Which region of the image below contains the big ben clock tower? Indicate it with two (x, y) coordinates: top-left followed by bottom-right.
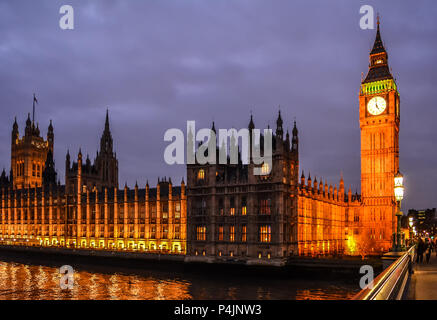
(359, 18), (400, 251)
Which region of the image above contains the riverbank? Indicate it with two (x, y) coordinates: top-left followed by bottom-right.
(0, 244), (381, 282)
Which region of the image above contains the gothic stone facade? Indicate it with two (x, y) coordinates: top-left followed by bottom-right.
(0, 22), (399, 261)
(186, 115), (299, 264)
(0, 113), (186, 253)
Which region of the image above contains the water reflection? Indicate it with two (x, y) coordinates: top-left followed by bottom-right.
(0, 260), (357, 300)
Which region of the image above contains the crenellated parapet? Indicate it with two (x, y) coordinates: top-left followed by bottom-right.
(298, 171), (348, 204)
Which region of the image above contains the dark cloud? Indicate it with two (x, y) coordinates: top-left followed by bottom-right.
(0, 0), (436, 210)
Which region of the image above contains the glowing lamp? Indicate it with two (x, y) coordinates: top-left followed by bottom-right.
(394, 171), (404, 201)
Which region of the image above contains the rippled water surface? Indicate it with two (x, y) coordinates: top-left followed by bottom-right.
(0, 258), (358, 300)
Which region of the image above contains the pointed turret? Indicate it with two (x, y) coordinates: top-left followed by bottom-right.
(100, 109), (113, 154)
(292, 121), (298, 152)
(276, 109), (283, 139)
(363, 16), (393, 83)
(42, 149), (57, 187)
(181, 177), (186, 197)
(370, 15), (385, 55)
(47, 120), (54, 152)
(105, 108), (110, 131)
(12, 117), (19, 146)
(25, 113), (32, 136)
(339, 172), (345, 201)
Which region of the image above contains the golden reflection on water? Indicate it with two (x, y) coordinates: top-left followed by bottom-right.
(0, 261), (191, 300)
(0, 260), (357, 300)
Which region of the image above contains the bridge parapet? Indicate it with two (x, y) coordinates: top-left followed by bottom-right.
(352, 246), (415, 300)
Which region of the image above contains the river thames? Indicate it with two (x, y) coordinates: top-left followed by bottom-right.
(0, 255), (360, 300)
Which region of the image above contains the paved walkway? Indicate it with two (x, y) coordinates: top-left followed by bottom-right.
(406, 253), (437, 300)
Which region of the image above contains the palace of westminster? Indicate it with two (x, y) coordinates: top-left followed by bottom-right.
(0, 22), (401, 264)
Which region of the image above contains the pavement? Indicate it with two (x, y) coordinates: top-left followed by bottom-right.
(406, 252), (437, 300)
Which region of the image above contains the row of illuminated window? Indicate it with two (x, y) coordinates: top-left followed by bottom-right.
(196, 224), (271, 243)
(197, 164), (271, 182)
(32, 162), (42, 178)
(31, 225), (182, 240)
(196, 197), (271, 216)
(14, 162), (43, 178)
(3, 202), (183, 219)
(195, 250), (272, 259)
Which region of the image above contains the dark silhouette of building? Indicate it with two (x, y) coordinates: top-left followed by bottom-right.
(65, 110), (119, 193)
(186, 112), (300, 264)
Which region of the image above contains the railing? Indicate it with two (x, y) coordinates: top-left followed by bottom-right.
(352, 245), (415, 300)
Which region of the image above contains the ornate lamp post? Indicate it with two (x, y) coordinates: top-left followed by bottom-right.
(394, 171), (405, 252)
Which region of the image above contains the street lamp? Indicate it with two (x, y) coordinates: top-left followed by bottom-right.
(409, 217), (414, 243)
(393, 171), (405, 252)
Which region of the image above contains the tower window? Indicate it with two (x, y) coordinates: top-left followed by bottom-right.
(197, 169), (205, 180)
(218, 225), (224, 241)
(261, 163), (270, 175)
(230, 225), (235, 242)
(242, 225), (247, 242)
(196, 225), (206, 241)
(218, 198), (224, 215)
(259, 225), (271, 243)
(230, 197), (235, 215)
(241, 197), (247, 215)
(260, 198), (271, 215)
(175, 202), (181, 219)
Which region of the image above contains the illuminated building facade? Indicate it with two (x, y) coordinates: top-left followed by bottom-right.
(0, 113), (186, 253)
(358, 19), (399, 252)
(0, 22), (400, 260)
(10, 113), (53, 189)
(186, 21), (400, 261)
(0, 179), (186, 252)
(297, 173), (361, 256)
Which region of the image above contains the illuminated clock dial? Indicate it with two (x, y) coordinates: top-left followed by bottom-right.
(367, 96), (387, 116)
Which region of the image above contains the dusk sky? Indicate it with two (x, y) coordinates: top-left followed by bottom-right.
(0, 0), (436, 210)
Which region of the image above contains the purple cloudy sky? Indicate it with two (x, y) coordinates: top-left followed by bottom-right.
(0, 0), (436, 210)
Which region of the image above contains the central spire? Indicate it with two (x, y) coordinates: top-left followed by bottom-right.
(100, 109), (113, 154)
(362, 17), (394, 84)
(370, 15), (386, 55)
(105, 108), (110, 132)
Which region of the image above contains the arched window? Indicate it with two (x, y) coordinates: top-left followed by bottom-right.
(197, 169), (205, 180)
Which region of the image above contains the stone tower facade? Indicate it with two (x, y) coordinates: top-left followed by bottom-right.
(359, 19), (400, 251)
(10, 113), (53, 189)
(186, 112), (300, 265)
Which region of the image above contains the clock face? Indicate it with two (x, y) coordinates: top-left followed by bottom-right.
(367, 96), (387, 116)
